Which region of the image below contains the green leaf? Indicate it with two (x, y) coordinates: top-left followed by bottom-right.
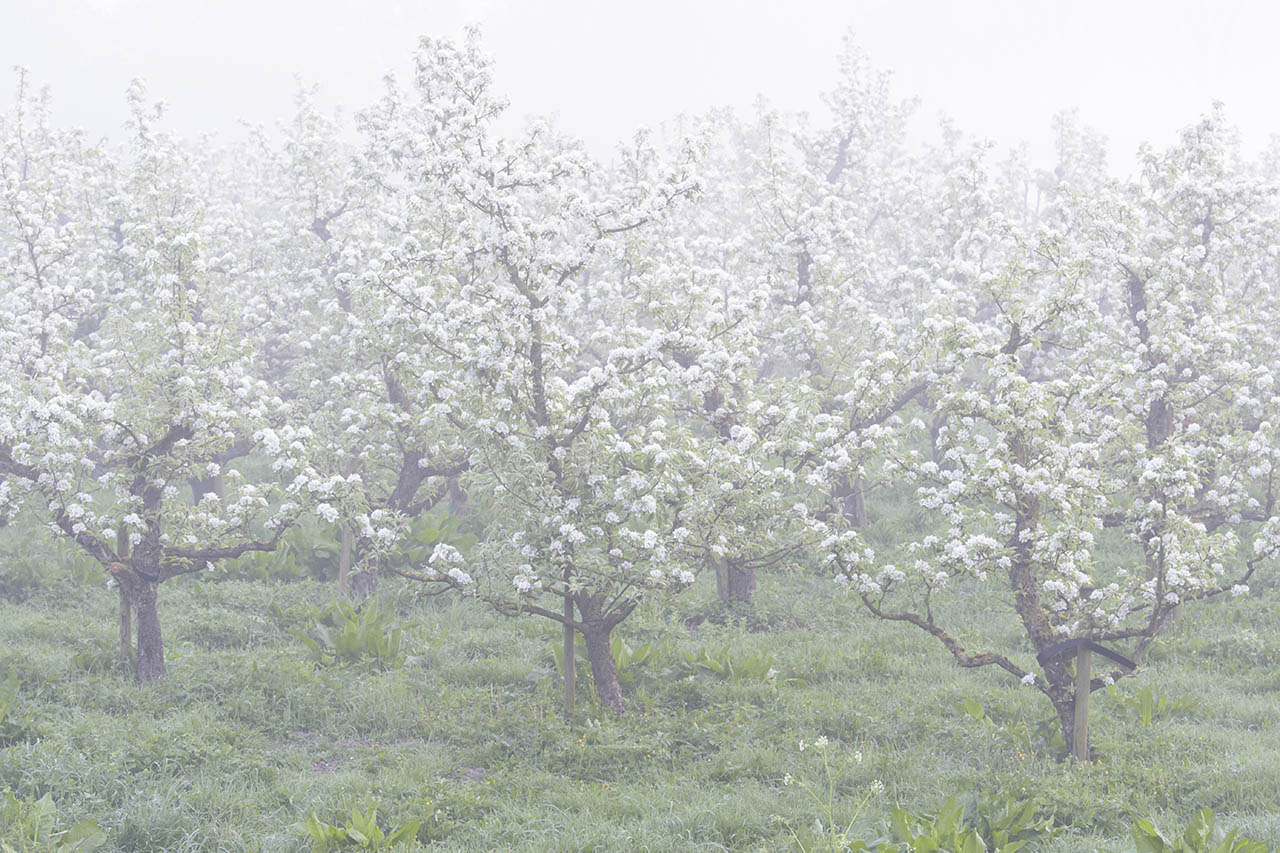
(386, 819), (421, 845)
(1133, 818), (1169, 853)
(58, 820), (107, 852)
(1182, 808), (1214, 849)
(961, 828), (986, 853)
(890, 807), (913, 842)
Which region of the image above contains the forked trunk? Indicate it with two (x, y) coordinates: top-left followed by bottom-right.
(129, 580), (166, 683)
(581, 623), (624, 715)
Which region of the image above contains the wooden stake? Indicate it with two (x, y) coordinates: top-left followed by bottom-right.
(338, 526), (353, 593)
(116, 526), (131, 661)
(1073, 645), (1092, 762)
(562, 587), (575, 715)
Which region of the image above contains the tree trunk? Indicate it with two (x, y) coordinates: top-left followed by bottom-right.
(724, 561), (756, 603)
(714, 558), (756, 604)
(834, 474), (867, 528)
(1054, 696), (1078, 761)
(581, 623), (624, 715)
(129, 580), (166, 683)
(447, 476), (468, 516)
(189, 473), (224, 505)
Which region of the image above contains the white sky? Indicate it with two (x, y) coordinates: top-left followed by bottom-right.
(6, 0), (1279, 173)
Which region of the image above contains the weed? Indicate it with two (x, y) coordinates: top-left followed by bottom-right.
(292, 803), (421, 851)
(0, 789), (105, 852)
(1132, 808), (1268, 853)
(293, 596), (409, 669)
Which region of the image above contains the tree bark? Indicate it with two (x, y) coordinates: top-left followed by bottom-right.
(1054, 696), (1077, 761)
(714, 557), (757, 604)
(129, 580), (166, 683)
(834, 474), (867, 528)
(724, 561), (756, 603)
(189, 473), (224, 505)
(581, 622), (624, 715)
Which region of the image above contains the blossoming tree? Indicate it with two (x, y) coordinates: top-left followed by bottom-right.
(826, 112), (1280, 756)
(347, 33), (702, 714)
(0, 77), (319, 682)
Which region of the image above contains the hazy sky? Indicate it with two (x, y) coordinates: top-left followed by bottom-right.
(6, 0), (1279, 172)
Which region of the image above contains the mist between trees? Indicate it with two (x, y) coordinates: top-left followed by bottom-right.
(2, 29), (1279, 756)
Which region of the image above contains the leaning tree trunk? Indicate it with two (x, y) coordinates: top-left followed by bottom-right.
(580, 622), (624, 715)
(128, 579), (166, 683)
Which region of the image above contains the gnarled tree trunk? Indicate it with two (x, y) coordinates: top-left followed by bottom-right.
(580, 621), (624, 715)
(128, 579), (166, 683)
(1053, 696), (1078, 760)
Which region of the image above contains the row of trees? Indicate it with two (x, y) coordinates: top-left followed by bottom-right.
(2, 32), (1278, 753)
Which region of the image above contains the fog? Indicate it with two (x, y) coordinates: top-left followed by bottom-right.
(7, 0), (1279, 170)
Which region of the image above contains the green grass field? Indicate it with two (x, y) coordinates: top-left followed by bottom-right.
(1, 543), (1278, 852)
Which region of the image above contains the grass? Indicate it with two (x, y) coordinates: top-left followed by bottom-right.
(1, 541), (1278, 850)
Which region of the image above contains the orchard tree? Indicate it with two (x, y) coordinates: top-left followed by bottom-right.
(1079, 107), (1280, 627)
(351, 33), (700, 714)
(260, 90), (468, 593)
(827, 114), (1280, 756)
(0, 77), (320, 682)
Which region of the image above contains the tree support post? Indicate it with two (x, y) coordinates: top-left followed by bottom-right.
(116, 526), (131, 662)
(1036, 637), (1137, 764)
(338, 526), (353, 593)
(1072, 645), (1091, 762)
(562, 575), (575, 715)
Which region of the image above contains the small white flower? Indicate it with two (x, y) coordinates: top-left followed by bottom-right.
(1021, 672), (1037, 686)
